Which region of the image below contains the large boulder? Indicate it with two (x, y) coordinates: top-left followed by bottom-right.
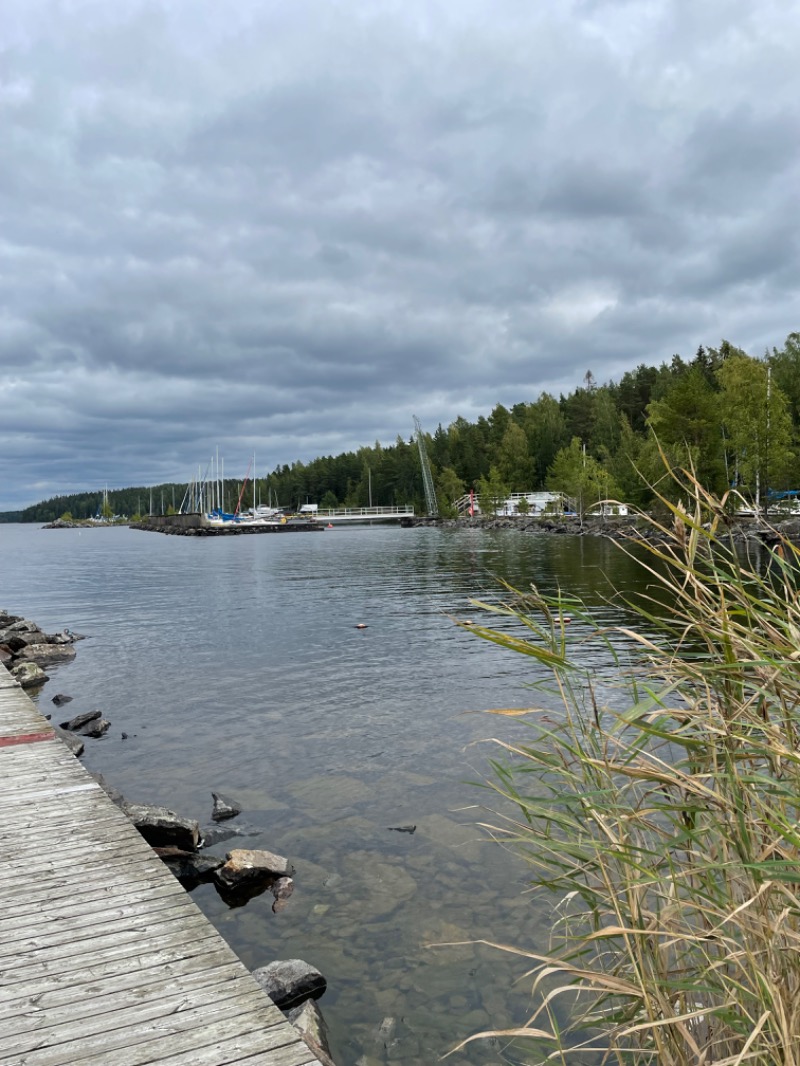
(5, 619), (41, 634)
(122, 803), (201, 851)
(214, 848), (290, 891)
(214, 848), (291, 891)
(17, 643), (77, 665)
(10, 662), (49, 688)
(0, 630), (38, 652)
(60, 709), (101, 731)
(252, 959), (327, 1010)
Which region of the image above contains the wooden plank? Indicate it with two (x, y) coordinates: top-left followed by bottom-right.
(12, 1011), (312, 1066)
(2, 963), (258, 1039)
(4, 985), (276, 1060)
(0, 929), (224, 998)
(2, 814), (148, 852)
(0, 904), (216, 973)
(129, 1036), (318, 1066)
(0, 864), (185, 916)
(0, 937), (233, 1013)
(0, 852), (166, 902)
(0, 884), (189, 940)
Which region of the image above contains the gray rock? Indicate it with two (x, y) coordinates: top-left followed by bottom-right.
(0, 630), (38, 651)
(18, 643), (77, 665)
(60, 709), (101, 731)
(6, 619), (41, 634)
(10, 662), (49, 688)
(88, 771), (126, 806)
(45, 631), (74, 645)
(287, 999), (337, 1066)
(252, 959), (327, 1010)
(75, 717), (110, 739)
(211, 791), (243, 821)
(52, 724), (84, 757)
(155, 847), (224, 884)
(0, 645), (12, 665)
(51, 693), (73, 707)
(214, 848), (291, 890)
(122, 802), (201, 851)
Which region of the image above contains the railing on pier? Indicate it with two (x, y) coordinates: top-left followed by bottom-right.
(312, 506), (415, 524)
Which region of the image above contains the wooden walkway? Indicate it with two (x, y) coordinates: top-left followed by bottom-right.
(0, 665), (323, 1066)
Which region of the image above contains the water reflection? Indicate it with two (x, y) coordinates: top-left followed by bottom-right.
(1, 522), (655, 1064)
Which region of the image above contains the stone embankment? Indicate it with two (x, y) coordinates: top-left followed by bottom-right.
(414, 513), (800, 545)
(131, 514), (323, 536)
(0, 610), (81, 689)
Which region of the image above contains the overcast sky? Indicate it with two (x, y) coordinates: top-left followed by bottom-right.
(2, 0), (799, 510)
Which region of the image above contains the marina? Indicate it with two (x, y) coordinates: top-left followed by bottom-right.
(133, 506), (415, 535)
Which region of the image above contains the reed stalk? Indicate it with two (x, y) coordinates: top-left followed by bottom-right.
(456, 472), (800, 1065)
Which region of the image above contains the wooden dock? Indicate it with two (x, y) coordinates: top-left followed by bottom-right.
(0, 665), (323, 1066)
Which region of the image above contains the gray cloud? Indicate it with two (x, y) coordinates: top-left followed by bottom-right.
(2, 0), (800, 509)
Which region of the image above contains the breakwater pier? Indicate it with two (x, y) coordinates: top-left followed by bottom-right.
(132, 514), (324, 536)
(0, 663), (323, 1065)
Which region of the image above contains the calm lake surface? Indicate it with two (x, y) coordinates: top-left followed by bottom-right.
(1, 522), (651, 1065)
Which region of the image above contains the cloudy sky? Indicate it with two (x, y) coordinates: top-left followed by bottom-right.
(2, 0), (799, 510)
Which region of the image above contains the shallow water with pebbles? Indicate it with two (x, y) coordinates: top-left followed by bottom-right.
(1, 521), (643, 1064)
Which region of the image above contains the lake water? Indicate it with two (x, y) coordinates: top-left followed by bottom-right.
(1, 522), (648, 1065)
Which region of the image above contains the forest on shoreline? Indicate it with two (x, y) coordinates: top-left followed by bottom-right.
(5, 332), (800, 524)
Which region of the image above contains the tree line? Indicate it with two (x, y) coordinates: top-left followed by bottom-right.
(5, 331), (799, 523)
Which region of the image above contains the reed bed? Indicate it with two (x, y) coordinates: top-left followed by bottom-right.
(456, 475), (800, 1065)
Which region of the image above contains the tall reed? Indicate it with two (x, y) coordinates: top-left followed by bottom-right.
(457, 474), (800, 1065)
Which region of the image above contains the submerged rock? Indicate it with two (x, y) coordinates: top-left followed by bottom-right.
(51, 693), (73, 707)
(200, 822), (262, 847)
(252, 959), (327, 1010)
(211, 791), (243, 821)
(287, 999), (337, 1066)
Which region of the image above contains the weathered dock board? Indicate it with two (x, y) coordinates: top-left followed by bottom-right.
(0, 667), (323, 1066)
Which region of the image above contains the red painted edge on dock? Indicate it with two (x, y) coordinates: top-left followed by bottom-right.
(0, 730), (55, 748)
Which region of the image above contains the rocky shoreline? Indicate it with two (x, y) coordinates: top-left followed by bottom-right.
(412, 513), (800, 545)
(3, 608), (337, 1066)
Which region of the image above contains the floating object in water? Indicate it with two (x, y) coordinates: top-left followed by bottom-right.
(326, 523), (334, 529)
(388, 825), (416, 834)
(462, 620), (474, 626)
(561, 616), (572, 624)
(354, 623), (368, 629)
